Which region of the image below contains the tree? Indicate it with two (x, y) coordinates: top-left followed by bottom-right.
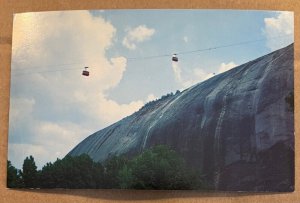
(39, 154), (105, 189)
(117, 165), (135, 189)
(103, 155), (128, 188)
(15, 147), (203, 189)
(7, 160), (23, 188)
(118, 145), (202, 189)
(93, 162), (106, 188)
(22, 155), (38, 188)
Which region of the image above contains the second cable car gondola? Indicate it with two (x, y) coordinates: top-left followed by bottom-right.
(82, 67), (89, 76)
(172, 54), (178, 62)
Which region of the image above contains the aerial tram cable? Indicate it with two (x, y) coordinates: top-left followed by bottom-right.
(11, 67), (84, 77)
(127, 33), (293, 62)
(11, 33), (293, 77)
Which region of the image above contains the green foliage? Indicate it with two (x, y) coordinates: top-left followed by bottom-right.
(118, 145), (202, 189)
(8, 145), (204, 190)
(103, 155), (128, 188)
(7, 161), (23, 188)
(22, 155), (38, 188)
(117, 165), (135, 189)
(40, 154), (104, 188)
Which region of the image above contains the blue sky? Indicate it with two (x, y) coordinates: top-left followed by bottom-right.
(95, 10), (292, 103)
(9, 10), (294, 169)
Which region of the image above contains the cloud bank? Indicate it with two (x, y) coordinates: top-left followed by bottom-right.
(172, 61), (237, 89)
(122, 25), (155, 50)
(9, 11), (146, 168)
(263, 11), (294, 51)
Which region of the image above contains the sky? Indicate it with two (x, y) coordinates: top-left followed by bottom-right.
(8, 10), (294, 169)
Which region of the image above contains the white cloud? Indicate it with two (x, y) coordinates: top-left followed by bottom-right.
(218, 62), (237, 74)
(96, 95), (144, 124)
(263, 11), (294, 51)
(9, 121), (91, 169)
(9, 11), (146, 169)
(146, 94), (157, 102)
(172, 62), (183, 83)
(172, 61), (237, 89)
(8, 143), (49, 169)
(193, 68), (211, 81)
(9, 97), (35, 124)
(122, 25), (155, 50)
(122, 37), (136, 50)
(183, 36), (188, 43)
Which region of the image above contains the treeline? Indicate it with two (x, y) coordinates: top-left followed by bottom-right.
(7, 145), (203, 189)
(140, 90), (181, 111)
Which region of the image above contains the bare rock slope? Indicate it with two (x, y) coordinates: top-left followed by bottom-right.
(68, 44), (294, 191)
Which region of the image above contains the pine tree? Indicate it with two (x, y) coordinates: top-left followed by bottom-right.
(7, 160), (23, 188)
(22, 155), (38, 188)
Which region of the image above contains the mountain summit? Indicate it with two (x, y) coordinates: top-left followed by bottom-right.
(68, 44), (294, 191)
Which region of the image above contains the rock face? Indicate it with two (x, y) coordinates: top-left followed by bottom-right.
(68, 44), (294, 191)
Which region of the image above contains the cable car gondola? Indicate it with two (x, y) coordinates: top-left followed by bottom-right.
(172, 54), (178, 62)
(82, 67), (89, 76)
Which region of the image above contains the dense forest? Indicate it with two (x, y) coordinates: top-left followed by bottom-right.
(7, 145), (204, 189)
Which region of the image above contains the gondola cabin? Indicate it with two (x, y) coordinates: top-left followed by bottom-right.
(82, 67), (89, 76)
(172, 54), (178, 62)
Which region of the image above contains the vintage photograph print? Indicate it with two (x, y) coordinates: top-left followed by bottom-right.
(7, 10), (294, 191)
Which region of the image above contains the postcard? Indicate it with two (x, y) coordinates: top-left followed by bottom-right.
(7, 10), (294, 191)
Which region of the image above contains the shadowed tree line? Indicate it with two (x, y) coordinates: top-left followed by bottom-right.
(7, 145), (204, 189)
(140, 90), (181, 111)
